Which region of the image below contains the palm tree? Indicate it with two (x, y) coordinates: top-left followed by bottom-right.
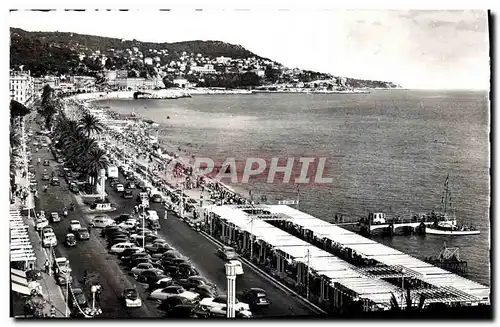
(10, 100), (31, 126)
(83, 147), (109, 193)
(10, 129), (21, 157)
(79, 112), (104, 138)
(38, 97), (61, 130)
(41, 84), (53, 106)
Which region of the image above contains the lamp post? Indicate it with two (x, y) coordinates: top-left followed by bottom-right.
(225, 262), (238, 318)
(99, 169), (106, 202)
(306, 247), (311, 299)
(90, 285), (97, 316)
(142, 212), (145, 249)
(401, 268), (406, 308)
(65, 271), (70, 317)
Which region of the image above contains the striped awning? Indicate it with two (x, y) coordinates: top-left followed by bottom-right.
(11, 269), (30, 296)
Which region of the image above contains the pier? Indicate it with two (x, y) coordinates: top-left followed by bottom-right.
(200, 204), (489, 312)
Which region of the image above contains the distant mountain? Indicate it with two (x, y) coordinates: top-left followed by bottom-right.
(9, 27), (401, 89)
(10, 28), (267, 75)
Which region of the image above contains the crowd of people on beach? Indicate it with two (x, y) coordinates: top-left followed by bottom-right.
(100, 108), (252, 210)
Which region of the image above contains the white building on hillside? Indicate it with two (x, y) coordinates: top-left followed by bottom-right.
(190, 64), (216, 74)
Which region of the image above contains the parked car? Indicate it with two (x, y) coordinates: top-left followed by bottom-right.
(118, 248), (144, 260)
(158, 296), (192, 312)
(240, 288), (270, 310)
(131, 263), (156, 277)
(114, 214), (132, 224)
(146, 210), (159, 221)
(137, 270), (169, 285)
(193, 284), (218, 299)
(146, 277), (175, 292)
(199, 295), (250, 312)
(69, 220), (82, 232)
(89, 216), (115, 228)
(118, 220), (137, 230)
(177, 276), (217, 293)
(150, 216), (161, 226)
(41, 226), (54, 237)
(36, 217), (49, 231)
(42, 232), (58, 248)
(108, 237), (131, 247)
(69, 182), (79, 193)
(65, 233), (77, 247)
(161, 257), (190, 267)
(122, 189), (134, 199)
(76, 228), (90, 240)
(176, 263), (199, 279)
(149, 285), (200, 301)
(206, 306), (252, 318)
(145, 242), (171, 253)
(110, 242), (142, 254)
(116, 184), (125, 192)
(217, 246), (238, 260)
(50, 212), (61, 223)
(151, 194), (163, 203)
(122, 288), (142, 308)
(165, 304), (197, 318)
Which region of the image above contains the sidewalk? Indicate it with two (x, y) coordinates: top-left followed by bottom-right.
(25, 216), (68, 317)
(13, 119), (68, 318)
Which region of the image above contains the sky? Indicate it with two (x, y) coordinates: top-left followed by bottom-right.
(8, 9), (490, 89)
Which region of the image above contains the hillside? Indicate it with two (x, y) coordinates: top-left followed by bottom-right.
(9, 27), (401, 89)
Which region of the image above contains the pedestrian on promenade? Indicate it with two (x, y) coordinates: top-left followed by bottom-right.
(50, 306), (56, 317)
(44, 260), (50, 274)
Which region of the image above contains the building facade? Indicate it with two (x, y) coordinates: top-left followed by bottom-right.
(9, 71), (34, 106)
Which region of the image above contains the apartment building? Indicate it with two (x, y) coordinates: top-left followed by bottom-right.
(9, 70), (34, 106)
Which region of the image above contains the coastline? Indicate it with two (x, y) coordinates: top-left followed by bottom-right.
(68, 87), (406, 101)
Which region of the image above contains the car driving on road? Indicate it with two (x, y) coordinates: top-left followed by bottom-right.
(69, 220), (82, 232)
(217, 246), (238, 260)
(76, 228), (90, 240)
(122, 288), (142, 308)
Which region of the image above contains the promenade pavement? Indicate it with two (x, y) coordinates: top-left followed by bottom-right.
(30, 122), (159, 318)
(24, 216), (68, 317)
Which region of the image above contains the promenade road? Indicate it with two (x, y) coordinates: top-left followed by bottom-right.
(31, 124), (159, 318)
(107, 170), (318, 317)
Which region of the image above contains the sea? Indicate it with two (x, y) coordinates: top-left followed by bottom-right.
(98, 90), (490, 286)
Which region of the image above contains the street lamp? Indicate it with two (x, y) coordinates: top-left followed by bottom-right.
(142, 212), (145, 249)
(401, 268), (406, 308)
(90, 285), (97, 316)
(65, 271), (70, 317)
(225, 262), (238, 318)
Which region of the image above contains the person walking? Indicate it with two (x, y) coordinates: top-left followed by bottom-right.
(44, 260), (50, 274)
(50, 306), (56, 317)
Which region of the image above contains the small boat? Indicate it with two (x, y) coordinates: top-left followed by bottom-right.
(425, 226), (480, 236)
(425, 174), (480, 236)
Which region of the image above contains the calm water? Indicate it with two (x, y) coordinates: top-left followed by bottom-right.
(100, 90), (490, 286)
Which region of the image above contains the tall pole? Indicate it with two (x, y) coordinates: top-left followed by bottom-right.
(142, 213), (145, 249)
(225, 263), (237, 318)
(180, 183), (184, 218)
(65, 272), (69, 317)
(306, 248), (310, 300)
(296, 186), (300, 211)
(250, 218), (254, 260)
